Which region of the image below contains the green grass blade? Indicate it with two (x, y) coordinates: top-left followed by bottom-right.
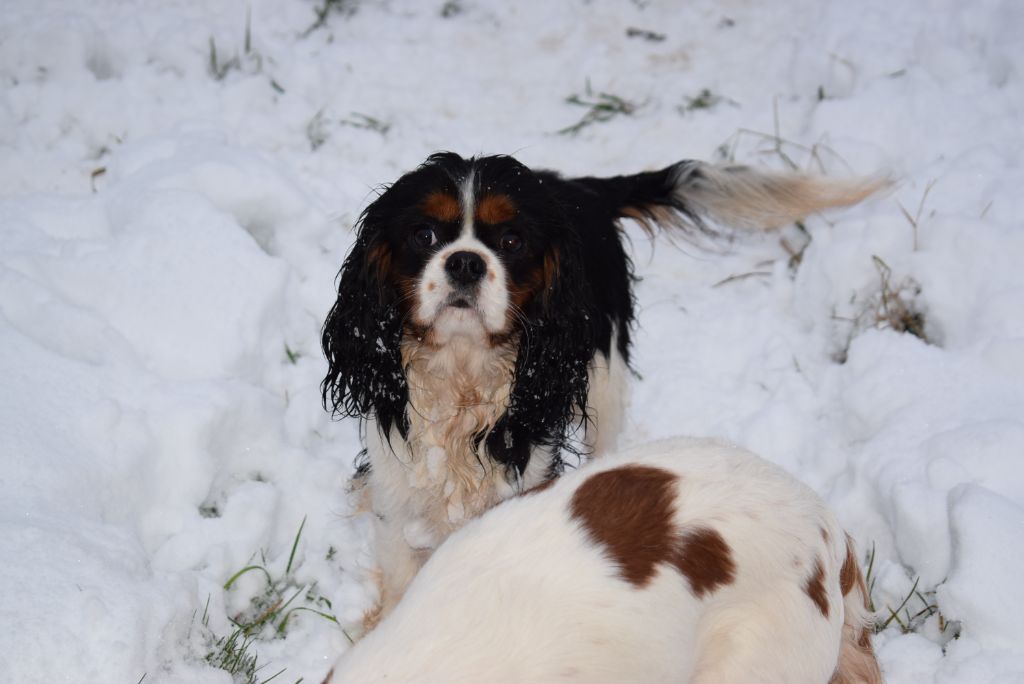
(224, 564), (273, 590)
(286, 516), (307, 576)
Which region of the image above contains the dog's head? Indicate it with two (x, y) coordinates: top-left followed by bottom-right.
(357, 152), (567, 344)
(322, 153), (599, 461)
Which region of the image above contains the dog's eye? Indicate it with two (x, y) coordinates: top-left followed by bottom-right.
(412, 226), (438, 249)
(500, 232), (524, 254)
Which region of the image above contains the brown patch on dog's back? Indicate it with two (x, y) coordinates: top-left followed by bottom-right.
(422, 191), (460, 222)
(570, 465), (736, 596)
(571, 465), (679, 587)
(476, 193), (517, 224)
(805, 557), (830, 617)
(671, 528), (736, 598)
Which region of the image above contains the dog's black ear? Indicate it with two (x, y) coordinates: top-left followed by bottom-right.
(321, 223), (409, 440)
(487, 236), (600, 474)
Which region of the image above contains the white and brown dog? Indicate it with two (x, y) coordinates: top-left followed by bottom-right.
(321, 153), (883, 620)
(324, 437), (882, 683)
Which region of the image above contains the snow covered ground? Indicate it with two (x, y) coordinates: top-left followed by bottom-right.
(2, 0), (1022, 681)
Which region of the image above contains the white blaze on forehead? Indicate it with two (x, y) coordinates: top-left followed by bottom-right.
(459, 168), (476, 240)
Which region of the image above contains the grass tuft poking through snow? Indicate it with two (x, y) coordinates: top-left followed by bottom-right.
(867, 256), (928, 342)
(340, 112), (392, 136)
(202, 517), (350, 682)
(303, 0), (360, 37)
(863, 544), (961, 649)
(557, 80), (642, 136)
(678, 88), (736, 115)
(208, 9), (262, 81)
(898, 179), (937, 252)
(832, 256), (930, 363)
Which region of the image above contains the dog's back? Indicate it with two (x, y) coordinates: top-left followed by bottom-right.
(327, 437), (882, 684)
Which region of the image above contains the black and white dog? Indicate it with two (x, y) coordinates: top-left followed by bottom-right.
(321, 152), (880, 620)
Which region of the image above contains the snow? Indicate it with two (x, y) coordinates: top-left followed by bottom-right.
(1, 0), (1022, 682)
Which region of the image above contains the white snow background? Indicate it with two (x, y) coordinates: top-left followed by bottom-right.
(2, 0), (1023, 681)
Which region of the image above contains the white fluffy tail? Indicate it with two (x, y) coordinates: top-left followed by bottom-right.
(592, 159), (888, 237)
(673, 162), (889, 230)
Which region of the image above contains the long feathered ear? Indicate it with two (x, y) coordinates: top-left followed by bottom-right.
(321, 226), (409, 440)
(485, 238), (599, 475)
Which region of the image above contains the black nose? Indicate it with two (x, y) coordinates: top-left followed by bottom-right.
(445, 251), (487, 285)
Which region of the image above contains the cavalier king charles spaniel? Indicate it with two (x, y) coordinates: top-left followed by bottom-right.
(323, 438), (882, 683)
(321, 152), (881, 622)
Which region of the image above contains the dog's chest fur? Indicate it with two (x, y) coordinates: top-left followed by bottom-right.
(379, 335), (524, 544)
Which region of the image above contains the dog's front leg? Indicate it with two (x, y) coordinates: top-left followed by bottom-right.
(363, 510), (430, 631)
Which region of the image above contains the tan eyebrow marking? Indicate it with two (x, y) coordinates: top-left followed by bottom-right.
(422, 191), (461, 222)
(476, 193), (518, 225)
